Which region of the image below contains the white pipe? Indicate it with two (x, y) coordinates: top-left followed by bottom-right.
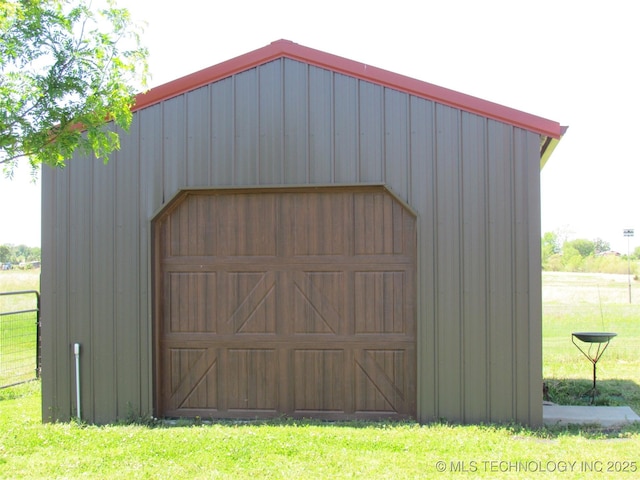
(74, 343), (81, 421)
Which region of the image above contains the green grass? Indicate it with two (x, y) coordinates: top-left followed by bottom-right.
(1, 383), (639, 479)
(0, 271), (638, 478)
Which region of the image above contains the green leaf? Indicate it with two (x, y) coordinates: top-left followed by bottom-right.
(0, 0), (149, 171)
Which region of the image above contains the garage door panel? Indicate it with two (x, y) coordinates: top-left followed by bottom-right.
(217, 194), (278, 256)
(354, 192), (415, 256)
(354, 271), (411, 334)
(167, 347), (218, 411)
(290, 192), (352, 256)
(226, 349), (278, 410)
(156, 187), (416, 420)
(227, 271), (277, 334)
(167, 272), (218, 333)
(355, 349), (410, 413)
(293, 271), (344, 334)
(294, 350), (345, 412)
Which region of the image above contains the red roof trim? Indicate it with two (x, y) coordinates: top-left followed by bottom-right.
(133, 39), (563, 139)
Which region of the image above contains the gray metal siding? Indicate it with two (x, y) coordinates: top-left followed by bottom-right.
(461, 112), (489, 422)
(384, 88), (410, 199)
(259, 60), (283, 184)
(487, 119), (515, 422)
(41, 57), (543, 425)
(359, 81), (383, 182)
(409, 96), (437, 421)
(308, 66), (333, 183)
(284, 61), (309, 184)
(91, 133), (116, 423)
(187, 86), (212, 186)
(434, 104), (463, 421)
(334, 73), (358, 183)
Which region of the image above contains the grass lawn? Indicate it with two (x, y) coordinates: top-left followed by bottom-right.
(0, 271), (638, 478)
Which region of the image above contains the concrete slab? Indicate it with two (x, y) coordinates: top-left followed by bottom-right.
(543, 405), (640, 427)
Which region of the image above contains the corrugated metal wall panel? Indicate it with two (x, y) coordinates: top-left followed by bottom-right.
(308, 66), (333, 183)
(91, 130), (117, 423)
(409, 96), (437, 422)
(258, 60), (283, 184)
(114, 117), (144, 418)
(526, 129), (543, 426)
(68, 155), (94, 419)
(513, 127), (532, 423)
(358, 81), (383, 182)
(284, 60), (309, 184)
(234, 69), (259, 184)
(333, 73), (358, 183)
(41, 164), (71, 420)
(163, 95), (187, 195)
(434, 103), (463, 421)
(187, 86), (212, 186)
(138, 103), (163, 417)
(521, 128), (543, 426)
(486, 119), (516, 423)
(211, 78), (234, 185)
(384, 88), (410, 201)
(42, 56), (543, 425)
(461, 112), (489, 423)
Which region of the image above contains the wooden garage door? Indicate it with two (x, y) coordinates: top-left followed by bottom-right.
(154, 186), (416, 420)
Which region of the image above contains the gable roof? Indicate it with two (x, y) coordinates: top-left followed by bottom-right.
(133, 39), (566, 165)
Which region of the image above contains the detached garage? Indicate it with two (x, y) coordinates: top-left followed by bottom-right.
(41, 40), (565, 425)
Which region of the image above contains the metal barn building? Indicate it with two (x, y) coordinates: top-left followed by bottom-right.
(41, 40), (565, 425)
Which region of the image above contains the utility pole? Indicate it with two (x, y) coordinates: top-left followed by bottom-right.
(623, 228), (634, 303)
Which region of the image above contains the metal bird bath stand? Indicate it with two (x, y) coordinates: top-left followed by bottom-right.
(571, 332), (617, 403)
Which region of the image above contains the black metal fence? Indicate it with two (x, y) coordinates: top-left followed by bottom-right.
(0, 290), (40, 388)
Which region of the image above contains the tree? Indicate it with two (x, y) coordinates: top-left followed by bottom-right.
(593, 237), (610, 255)
(561, 244), (583, 271)
(541, 231), (560, 255)
(0, 244), (11, 263)
(541, 231), (561, 270)
(0, 243), (41, 264)
(1, 0), (149, 173)
(563, 238), (594, 258)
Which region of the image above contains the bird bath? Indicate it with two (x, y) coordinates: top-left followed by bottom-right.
(571, 332), (617, 403)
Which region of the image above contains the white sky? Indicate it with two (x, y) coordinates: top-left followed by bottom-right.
(1, 0), (638, 253)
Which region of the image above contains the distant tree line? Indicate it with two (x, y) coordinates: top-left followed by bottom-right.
(0, 244), (41, 267)
(542, 232), (640, 274)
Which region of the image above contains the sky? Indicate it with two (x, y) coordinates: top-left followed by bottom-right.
(1, 0), (638, 253)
